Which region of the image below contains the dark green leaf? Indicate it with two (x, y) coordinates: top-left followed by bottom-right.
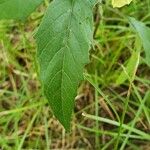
(0, 0), (43, 20)
(35, 0), (97, 130)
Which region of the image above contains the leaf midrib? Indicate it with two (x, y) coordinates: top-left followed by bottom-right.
(58, 0), (75, 125)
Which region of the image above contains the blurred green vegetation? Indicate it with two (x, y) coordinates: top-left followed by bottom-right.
(0, 0), (150, 149)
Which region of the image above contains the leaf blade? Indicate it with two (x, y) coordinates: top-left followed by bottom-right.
(129, 17), (150, 66)
(116, 51), (140, 85)
(35, 0), (96, 130)
(0, 0), (43, 20)
(112, 0), (133, 8)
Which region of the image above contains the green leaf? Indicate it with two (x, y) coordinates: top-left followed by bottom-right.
(35, 0), (97, 130)
(112, 0), (133, 8)
(0, 0), (43, 21)
(116, 50), (140, 85)
(129, 17), (150, 66)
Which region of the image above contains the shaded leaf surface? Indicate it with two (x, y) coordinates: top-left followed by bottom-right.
(35, 0), (96, 130)
(0, 0), (43, 20)
(129, 17), (150, 66)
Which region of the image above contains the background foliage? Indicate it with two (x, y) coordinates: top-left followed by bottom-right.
(0, 0), (150, 149)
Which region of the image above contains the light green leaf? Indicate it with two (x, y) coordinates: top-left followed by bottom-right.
(129, 17), (150, 66)
(0, 0), (43, 20)
(112, 0), (133, 8)
(35, 0), (97, 130)
(116, 51), (140, 85)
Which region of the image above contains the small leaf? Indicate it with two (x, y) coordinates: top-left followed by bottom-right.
(129, 17), (150, 66)
(112, 0), (133, 8)
(35, 0), (97, 130)
(116, 51), (140, 85)
(0, 0), (43, 21)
